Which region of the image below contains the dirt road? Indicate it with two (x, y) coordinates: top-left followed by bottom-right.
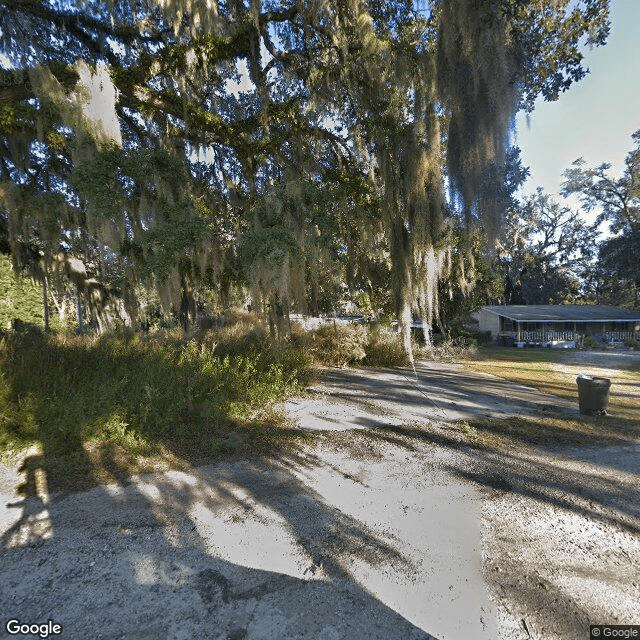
(1, 358), (639, 640)
(284, 360), (575, 430)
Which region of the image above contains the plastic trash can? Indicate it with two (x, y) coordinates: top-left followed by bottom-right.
(576, 374), (611, 415)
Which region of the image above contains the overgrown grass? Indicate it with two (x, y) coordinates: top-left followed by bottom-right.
(288, 322), (410, 369)
(363, 327), (410, 368)
(288, 321), (479, 369)
(306, 323), (369, 367)
(0, 326), (310, 493)
(417, 337), (479, 362)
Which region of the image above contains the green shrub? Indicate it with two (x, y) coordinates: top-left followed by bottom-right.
(624, 337), (639, 350)
(583, 335), (598, 349)
(0, 328), (309, 459)
(447, 323), (492, 347)
(285, 321), (314, 352)
(363, 328), (409, 367)
(308, 322), (369, 367)
(202, 311), (269, 358)
(374, 316), (393, 328)
(0, 255), (71, 333)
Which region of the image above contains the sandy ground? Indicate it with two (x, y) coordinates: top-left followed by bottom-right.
(1, 353), (639, 640)
(283, 360), (576, 430)
(558, 348), (640, 369)
(282, 355), (640, 639)
(550, 349), (640, 406)
(0, 442), (497, 640)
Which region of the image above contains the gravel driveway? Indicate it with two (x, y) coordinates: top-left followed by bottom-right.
(1, 440), (497, 640)
(284, 360), (576, 431)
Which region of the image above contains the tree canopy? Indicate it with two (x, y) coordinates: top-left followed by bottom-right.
(562, 130), (640, 306)
(499, 187), (596, 305)
(0, 0), (611, 342)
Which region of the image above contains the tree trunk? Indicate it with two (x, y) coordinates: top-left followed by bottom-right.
(42, 274), (50, 333)
(267, 291), (289, 342)
(400, 302), (414, 366)
(179, 271), (196, 333)
(76, 284), (84, 334)
(309, 278), (319, 317)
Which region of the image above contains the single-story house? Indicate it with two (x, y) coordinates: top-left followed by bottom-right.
(476, 305), (640, 347)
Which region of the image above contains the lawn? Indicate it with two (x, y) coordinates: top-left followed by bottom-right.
(457, 346), (640, 448)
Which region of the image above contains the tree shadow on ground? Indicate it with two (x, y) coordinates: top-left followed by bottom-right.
(321, 363), (579, 418)
(352, 420), (640, 640)
(0, 334), (451, 639)
(1, 452), (444, 639)
(359, 421), (640, 533)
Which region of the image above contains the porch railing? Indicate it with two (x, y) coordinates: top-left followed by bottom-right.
(603, 331), (635, 342)
(501, 329), (639, 345)
(519, 330), (576, 343)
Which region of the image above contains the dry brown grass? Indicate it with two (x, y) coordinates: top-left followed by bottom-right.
(458, 347), (640, 448)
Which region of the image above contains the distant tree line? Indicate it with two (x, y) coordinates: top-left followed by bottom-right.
(483, 132), (639, 308)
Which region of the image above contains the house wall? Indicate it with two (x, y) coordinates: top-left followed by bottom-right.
(477, 309), (501, 340)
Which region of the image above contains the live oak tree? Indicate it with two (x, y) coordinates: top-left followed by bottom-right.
(500, 188), (596, 305)
(435, 145), (528, 333)
(0, 60), (137, 331)
(591, 234), (640, 307)
(562, 130), (640, 236)
(0, 62), (82, 331)
(562, 131), (640, 306)
(0, 0), (611, 344)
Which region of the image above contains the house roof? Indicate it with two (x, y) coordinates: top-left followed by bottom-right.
(482, 305), (640, 323)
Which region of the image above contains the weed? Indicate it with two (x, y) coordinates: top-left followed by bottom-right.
(363, 328), (409, 368)
(307, 323), (369, 367)
(0, 328), (310, 491)
(418, 337), (479, 362)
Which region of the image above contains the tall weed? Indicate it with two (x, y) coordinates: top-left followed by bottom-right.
(307, 323), (369, 367)
(363, 328), (410, 368)
(292, 322), (410, 368)
(0, 329), (309, 460)
(418, 337), (479, 362)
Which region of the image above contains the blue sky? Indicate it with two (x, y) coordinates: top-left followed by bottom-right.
(515, 0), (640, 200)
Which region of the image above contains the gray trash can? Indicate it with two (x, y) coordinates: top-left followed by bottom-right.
(576, 374), (611, 415)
